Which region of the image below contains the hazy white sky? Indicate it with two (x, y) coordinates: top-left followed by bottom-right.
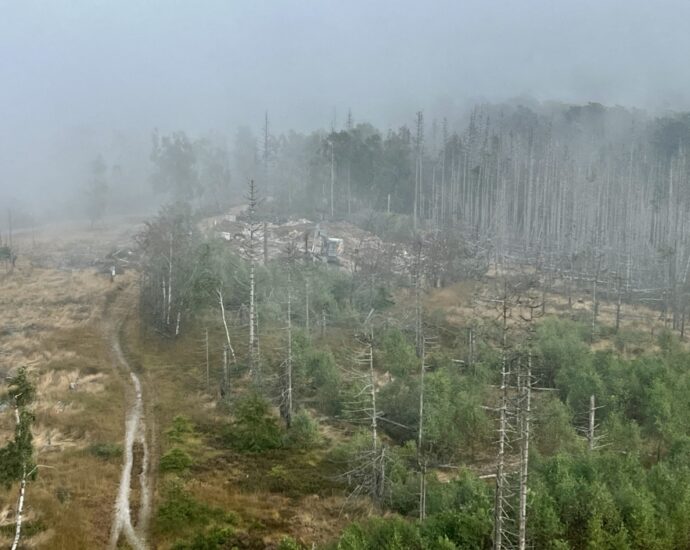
(1, 0), (689, 203)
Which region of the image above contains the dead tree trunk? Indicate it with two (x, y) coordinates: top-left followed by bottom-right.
(414, 239), (423, 356)
(247, 179), (260, 384)
(283, 274), (294, 427)
(517, 294), (541, 550)
(330, 140), (335, 218)
(205, 328), (210, 391)
(222, 345), (229, 401)
(414, 111), (424, 230)
(216, 288), (237, 364)
(305, 277), (310, 338)
(493, 283), (510, 550)
(518, 337), (533, 550)
(615, 274), (623, 333)
(417, 333), (426, 521)
(263, 221), (269, 265)
(588, 394), (596, 452)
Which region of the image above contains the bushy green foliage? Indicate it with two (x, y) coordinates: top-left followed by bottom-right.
(377, 328), (417, 377)
(0, 520), (45, 538)
(223, 393), (282, 452)
(524, 448), (690, 549)
(170, 527), (236, 550)
(284, 409), (321, 449)
(277, 536), (305, 550)
(333, 516), (422, 550)
(160, 447), (193, 473)
(167, 415), (194, 442)
(267, 464), (291, 492)
(332, 491), (491, 550)
(379, 363), (490, 462)
(533, 395), (581, 456)
(305, 349), (342, 416)
(156, 481), (234, 535)
(88, 442), (122, 460)
(0, 367), (36, 488)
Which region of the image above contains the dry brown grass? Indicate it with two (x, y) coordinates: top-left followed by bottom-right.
(0, 221), (143, 548)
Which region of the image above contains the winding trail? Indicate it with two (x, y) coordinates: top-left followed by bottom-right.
(107, 307), (151, 550)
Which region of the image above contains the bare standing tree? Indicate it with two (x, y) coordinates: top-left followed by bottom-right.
(280, 271), (294, 428)
(414, 111), (424, 230)
(516, 290), (541, 550)
(493, 280), (513, 550)
(340, 322), (386, 508)
(246, 179), (261, 384)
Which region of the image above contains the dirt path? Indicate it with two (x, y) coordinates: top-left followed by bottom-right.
(107, 294), (151, 550)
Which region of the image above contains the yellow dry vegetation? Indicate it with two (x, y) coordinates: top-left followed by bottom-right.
(0, 221), (141, 549)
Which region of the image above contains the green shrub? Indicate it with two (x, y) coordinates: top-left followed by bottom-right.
(334, 516), (422, 550)
(88, 442), (122, 460)
(285, 410), (321, 449)
(156, 481), (232, 535)
(268, 464), (291, 492)
(0, 520), (45, 537)
(167, 415), (194, 442)
(278, 535), (305, 549)
(377, 328), (417, 377)
(306, 350), (342, 416)
(171, 527), (236, 550)
(160, 447), (193, 473)
(224, 393), (282, 452)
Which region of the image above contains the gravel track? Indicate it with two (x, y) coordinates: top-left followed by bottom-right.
(107, 308), (151, 550)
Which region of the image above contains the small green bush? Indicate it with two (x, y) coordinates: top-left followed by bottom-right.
(171, 527), (236, 550)
(156, 481), (232, 535)
(306, 350), (342, 416)
(268, 464), (291, 492)
(167, 415), (194, 442)
(160, 447), (193, 473)
(88, 442), (122, 460)
(224, 393), (282, 452)
(278, 536), (305, 550)
(285, 410), (321, 449)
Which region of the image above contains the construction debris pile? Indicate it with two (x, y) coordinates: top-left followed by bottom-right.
(205, 211), (392, 273)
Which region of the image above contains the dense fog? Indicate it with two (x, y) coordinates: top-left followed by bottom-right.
(2, 0), (690, 223)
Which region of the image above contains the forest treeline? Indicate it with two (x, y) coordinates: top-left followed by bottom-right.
(144, 102), (690, 295)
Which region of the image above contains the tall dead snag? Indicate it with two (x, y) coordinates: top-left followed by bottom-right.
(262, 111), (271, 195)
(340, 324), (386, 508)
(413, 237), (424, 357)
(590, 251), (605, 342)
(416, 333), (437, 522)
(305, 277), (310, 339)
(414, 111), (424, 230)
(246, 179), (261, 384)
(516, 291), (541, 550)
(216, 287), (237, 400)
(614, 272), (624, 333)
(205, 328), (210, 391)
(588, 395), (597, 452)
(493, 281), (512, 550)
(280, 272), (294, 428)
(577, 394), (605, 452)
(216, 288), (238, 364)
(417, 332), (427, 521)
(330, 139), (335, 218)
